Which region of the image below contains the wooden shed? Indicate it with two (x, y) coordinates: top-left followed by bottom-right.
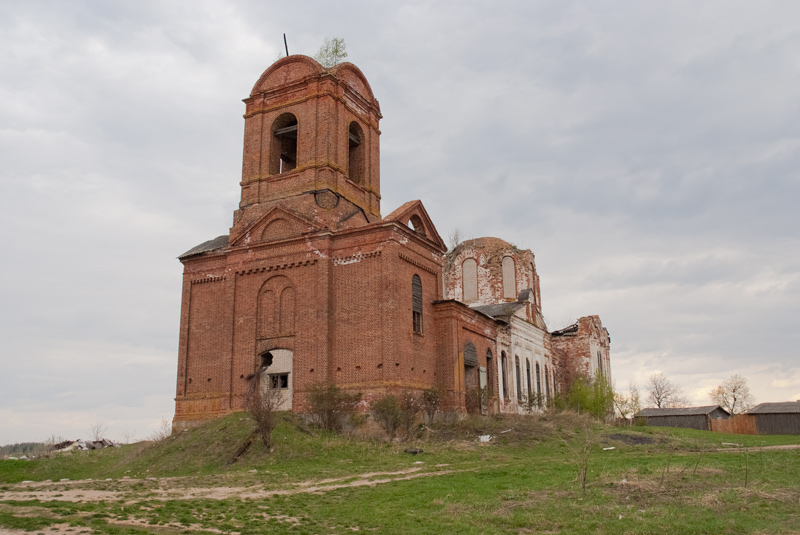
(747, 401), (800, 435)
(635, 406), (730, 431)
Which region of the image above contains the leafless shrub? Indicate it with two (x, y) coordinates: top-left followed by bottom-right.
(247, 376), (282, 451)
(308, 382), (362, 432)
(398, 391), (423, 439)
(372, 394), (401, 440)
(90, 420), (109, 441)
(147, 417), (172, 442)
(422, 387), (443, 424)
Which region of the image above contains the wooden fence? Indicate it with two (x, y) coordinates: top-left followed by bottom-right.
(711, 414), (757, 435)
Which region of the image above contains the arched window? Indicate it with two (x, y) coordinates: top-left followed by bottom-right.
(348, 121), (365, 185)
(270, 113), (298, 175)
(536, 363), (542, 407)
(501, 352), (508, 400)
(486, 349), (494, 396)
(502, 256), (516, 299)
(464, 342), (477, 367)
(515, 356), (522, 401)
(526, 359), (532, 401)
(462, 258), (478, 302)
(412, 274), (423, 334)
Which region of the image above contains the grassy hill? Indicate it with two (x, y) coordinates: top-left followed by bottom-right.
(1, 412), (799, 534)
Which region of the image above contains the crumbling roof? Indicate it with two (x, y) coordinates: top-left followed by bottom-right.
(551, 322), (579, 336)
(179, 235), (229, 259)
(636, 406), (730, 417)
(472, 302), (525, 321)
(748, 401), (800, 414)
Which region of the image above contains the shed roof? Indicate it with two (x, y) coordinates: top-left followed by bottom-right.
(179, 235), (229, 259)
(748, 401), (800, 414)
(636, 406), (729, 417)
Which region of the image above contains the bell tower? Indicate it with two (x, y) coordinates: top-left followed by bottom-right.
(230, 55), (382, 239)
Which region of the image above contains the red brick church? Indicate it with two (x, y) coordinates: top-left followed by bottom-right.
(172, 55), (610, 430)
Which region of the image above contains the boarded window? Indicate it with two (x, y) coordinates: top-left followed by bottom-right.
(412, 274), (423, 334)
(464, 342), (478, 367)
(502, 256), (516, 299)
(462, 258), (478, 302)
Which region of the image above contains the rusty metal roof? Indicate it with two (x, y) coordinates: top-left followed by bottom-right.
(472, 302), (525, 320)
(179, 235), (229, 259)
(748, 401), (800, 414)
(636, 406), (730, 417)
(551, 322), (579, 336)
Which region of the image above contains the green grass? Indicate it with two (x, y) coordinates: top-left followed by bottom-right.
(1, 412), (799, 534)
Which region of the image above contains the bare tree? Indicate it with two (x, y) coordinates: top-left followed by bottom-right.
(613, 382), (642, 419)
(646, 373), (688, 408)
(314, 37), (347, 68)
(447, 228), (464, 252)
(709, 374), (755, 415)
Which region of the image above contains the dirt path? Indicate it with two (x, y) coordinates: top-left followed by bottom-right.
(0, 466), (465, 504)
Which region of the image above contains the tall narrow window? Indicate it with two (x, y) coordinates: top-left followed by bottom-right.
(271, 113), (298, 175)
(501, 352), (508, 400)
(502, 256), (516, 299)
(515, 356), (522, 401)
(348, 121), (365, 185)
(486, 349), (494, 396)
(536, 363), (542, 407)
(597, 351), (603, 376)
(462, 258), (478, 302)
(412, 274), (423, 334)
(545, 364), (551, 403)
(526, 359), (532, 400)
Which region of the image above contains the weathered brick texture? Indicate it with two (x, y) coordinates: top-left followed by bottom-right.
(173, 56), (611, 429)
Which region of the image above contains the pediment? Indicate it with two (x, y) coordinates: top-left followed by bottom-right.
(229, 207), (320, 247)
(383, 200), (446, 252)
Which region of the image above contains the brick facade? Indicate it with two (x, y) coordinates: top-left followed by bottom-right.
(173, 56), (611, 429)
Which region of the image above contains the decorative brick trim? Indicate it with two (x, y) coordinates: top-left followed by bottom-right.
(399, 253), (438, 275)
(191, 275), (226, 285)
(333, 250), (382, 266)
(236, 258), (318, 276)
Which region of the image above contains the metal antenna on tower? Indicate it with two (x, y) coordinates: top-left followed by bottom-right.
(283, 34), (289, 57)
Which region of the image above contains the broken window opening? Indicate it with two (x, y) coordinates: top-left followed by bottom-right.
(270, 114), (298, 175)
(260, 351), (274, 369)
(515, 356), (522, 402)
(348, 121), (365, 185)
(270, 373), (289, 390)
(412, 274), (423, 334)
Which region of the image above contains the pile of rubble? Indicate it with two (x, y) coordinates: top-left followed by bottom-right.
(53, 438), (119, 452)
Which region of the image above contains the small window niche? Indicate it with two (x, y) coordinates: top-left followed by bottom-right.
(348, 121), (365, 185)
(271, 113), (298, 175)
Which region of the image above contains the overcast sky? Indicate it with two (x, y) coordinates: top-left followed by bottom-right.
(2, 1), (799, 444)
